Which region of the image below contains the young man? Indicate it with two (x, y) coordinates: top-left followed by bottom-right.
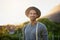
(22, 7), (48, 40)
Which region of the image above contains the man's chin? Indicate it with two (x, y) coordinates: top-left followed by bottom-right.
(30, 19), (36, 21)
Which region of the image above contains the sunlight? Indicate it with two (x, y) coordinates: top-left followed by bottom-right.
(0, 0), (59, 25)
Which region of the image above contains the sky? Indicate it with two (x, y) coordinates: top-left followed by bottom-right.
(0, 0), (60, 25)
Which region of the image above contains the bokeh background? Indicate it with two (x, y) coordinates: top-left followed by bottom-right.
(0, 0), (60, 40)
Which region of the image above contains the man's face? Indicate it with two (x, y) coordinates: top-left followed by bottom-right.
(28, 10), (38, 21)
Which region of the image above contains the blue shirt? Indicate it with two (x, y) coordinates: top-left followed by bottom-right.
(23, 22), (48, 40)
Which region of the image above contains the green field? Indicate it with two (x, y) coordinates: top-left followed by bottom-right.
(0, 18), (60, 40)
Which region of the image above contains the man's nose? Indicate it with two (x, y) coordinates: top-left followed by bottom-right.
(31, 13), (34, 16)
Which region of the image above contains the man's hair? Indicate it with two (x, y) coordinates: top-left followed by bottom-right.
(25, 6), (41, 18)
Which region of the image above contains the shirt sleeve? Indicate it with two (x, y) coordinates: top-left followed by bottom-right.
(40, 24), (48, 40)
(22, 25), (27, 40)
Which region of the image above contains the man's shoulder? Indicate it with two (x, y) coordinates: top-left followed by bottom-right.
(38, 22), (47, 31)
(38, 22), (46, 28)
(38, 22), (46, 26)
(24, 23), (30, 27)
(23, 23), (30, 28)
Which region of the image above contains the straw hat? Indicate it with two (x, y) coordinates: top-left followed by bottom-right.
(25, 6), (41, 18)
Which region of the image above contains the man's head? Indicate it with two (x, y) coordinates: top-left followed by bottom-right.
(25, 6), (41, 21)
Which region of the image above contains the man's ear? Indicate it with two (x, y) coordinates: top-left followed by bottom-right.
(27, 14), (29, 17)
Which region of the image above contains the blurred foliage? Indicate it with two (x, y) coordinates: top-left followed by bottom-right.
(0, 18), (60, 40)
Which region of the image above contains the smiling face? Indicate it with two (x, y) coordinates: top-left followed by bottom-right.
(28, 10), (38, 21)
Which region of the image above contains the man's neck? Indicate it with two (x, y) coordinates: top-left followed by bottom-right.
(30, 20), (37, 26)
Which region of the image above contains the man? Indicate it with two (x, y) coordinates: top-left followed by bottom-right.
(22, 6), (48, 40)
